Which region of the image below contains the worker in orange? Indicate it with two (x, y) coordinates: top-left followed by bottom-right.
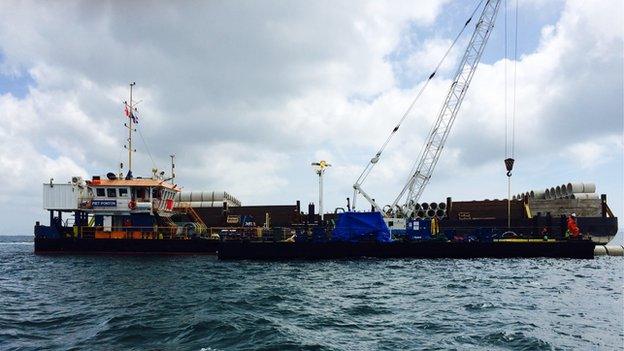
(567, 213), (580, 238)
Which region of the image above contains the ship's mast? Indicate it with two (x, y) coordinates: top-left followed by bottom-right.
(124, 82), (136, 178)
(128, 82), (135, 174)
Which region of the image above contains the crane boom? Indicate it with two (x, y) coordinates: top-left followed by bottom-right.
(393, 0), (502, 217)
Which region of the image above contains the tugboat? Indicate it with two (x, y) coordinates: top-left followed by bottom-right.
(34, 83), (218, 254)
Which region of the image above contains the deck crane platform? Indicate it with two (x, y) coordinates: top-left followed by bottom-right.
(352, 0), (502, 218)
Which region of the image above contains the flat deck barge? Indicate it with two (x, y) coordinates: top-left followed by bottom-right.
(216, 240), (596, 260)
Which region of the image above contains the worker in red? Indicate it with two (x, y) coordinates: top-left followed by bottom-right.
(567, 213), (581, 238)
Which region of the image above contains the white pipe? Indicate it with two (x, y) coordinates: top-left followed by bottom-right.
(582, 182), (596, 193)
(567, 182), (583, 194)
(570, 193), (599, 200)
(594, 245), (624, 256)
(567, 182), (596, 194)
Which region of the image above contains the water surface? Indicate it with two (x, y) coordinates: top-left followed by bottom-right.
(0, 236), (622, 350)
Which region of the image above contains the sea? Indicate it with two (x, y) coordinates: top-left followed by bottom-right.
(0, 235), (622, 351)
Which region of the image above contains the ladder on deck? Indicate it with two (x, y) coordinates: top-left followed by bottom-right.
(174, 203), (208, 234)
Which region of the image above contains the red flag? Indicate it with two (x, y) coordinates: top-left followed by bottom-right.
(124, 105), (130, 117)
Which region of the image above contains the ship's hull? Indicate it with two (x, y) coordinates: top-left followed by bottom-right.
(34, 237), (219, 254)
(217, 240), (596, 260)
(34, 237), (595, 259)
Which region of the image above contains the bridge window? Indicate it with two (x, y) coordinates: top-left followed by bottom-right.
(118, 188), (128, 197)
(106, 188), (117, 198)
(96, 188), (105, 197)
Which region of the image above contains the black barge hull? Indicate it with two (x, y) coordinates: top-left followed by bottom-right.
(34, 237), (219, 254)
(217, 240), (596, 260)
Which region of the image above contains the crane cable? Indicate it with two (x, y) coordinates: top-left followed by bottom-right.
(505, 0), (518, 160)
(135, 120), (158, 171)
(354, 0), (486, 188)
(505, 0), (518, 228)
(512, 0), (518, 158)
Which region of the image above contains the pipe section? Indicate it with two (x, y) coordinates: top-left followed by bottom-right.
(570, 193), (599, 200)
(594, 245), (624, 256)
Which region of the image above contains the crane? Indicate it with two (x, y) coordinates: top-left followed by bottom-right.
(353, 0), (502, 218)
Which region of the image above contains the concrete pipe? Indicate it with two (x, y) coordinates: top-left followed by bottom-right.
(567, 182), (583, 194)
(549, 187), (556, 199)
(570, 193), (599, 200)
(177, 191), (240, 205)
(561, 184), (568, 197)
(426, 209), (436, 218)
(430, 202), (438, 210)
(567, 182), (596, 194)
(184, 201), (215, 208)
(438, 202), (447, 211)
(417, 210), (426, 218)
(414, 203), (422, 211)
(605, 245), (624, 256)
(555, 186), (562, 199)
(435, 209), (445, 218)
(582, 182), (596, 193)
(594, 245), (607, 256)
(532, 190), (545, 199)
(395, 205), (404, 216)
(421, 202), (430, 211)
(595, 245), (624, 256)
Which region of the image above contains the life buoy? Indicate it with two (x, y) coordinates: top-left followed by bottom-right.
(128, 200), (137, 210)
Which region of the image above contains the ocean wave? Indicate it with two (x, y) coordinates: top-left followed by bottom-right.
(0, 243), (622, 350)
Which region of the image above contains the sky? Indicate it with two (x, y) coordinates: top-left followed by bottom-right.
(0, 0), (622, 235)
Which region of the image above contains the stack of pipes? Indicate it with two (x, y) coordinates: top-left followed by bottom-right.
(175, 191), (242, 207)
(517, 182), (598, 201)
(412, 201), (447, 219)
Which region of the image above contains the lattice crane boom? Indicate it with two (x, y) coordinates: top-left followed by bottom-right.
(392, 0), (502, 217)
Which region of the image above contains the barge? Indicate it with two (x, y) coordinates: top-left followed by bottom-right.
(32, 84), (617, 259)
(217, 240), (596, 260)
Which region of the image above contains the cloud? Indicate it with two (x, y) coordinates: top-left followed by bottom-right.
(0, 0), (621, 234)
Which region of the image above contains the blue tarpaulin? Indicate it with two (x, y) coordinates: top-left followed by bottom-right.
(332, 212), (391, 243)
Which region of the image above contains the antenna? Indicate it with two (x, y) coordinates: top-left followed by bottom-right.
(124, 82), (136, 179)
(170, 154), (176, 182)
